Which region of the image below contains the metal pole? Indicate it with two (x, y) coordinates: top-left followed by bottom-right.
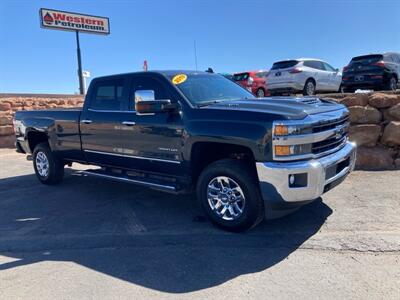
(76, 31), (84, 95)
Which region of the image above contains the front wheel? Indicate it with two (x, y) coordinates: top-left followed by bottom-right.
(33, 143), (64, 185)
(196, 159), (264, 232)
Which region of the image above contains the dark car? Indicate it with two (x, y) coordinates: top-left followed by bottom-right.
(233, 71), (269, 97)
(14, 70), (356, 232)
(341, 53), (400, 92)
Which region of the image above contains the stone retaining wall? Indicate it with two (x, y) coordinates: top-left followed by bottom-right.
(0, 93), (399, 170)
(0, 94), (84, 148)
(322, 92), (400, 170)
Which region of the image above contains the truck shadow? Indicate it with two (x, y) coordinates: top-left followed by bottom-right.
(0, 169), (332, 293)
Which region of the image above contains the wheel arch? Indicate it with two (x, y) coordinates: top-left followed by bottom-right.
(26, 130), (49, 153)
(189, 141), (257, 183)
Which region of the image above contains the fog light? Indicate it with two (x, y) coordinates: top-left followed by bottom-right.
(289, 175), (295, 185)
(288, 173), (308, 188)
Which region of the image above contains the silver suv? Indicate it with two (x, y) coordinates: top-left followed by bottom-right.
(267, 58), (342, 96)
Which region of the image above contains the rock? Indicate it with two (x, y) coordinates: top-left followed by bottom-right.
(0, 102), (12, 110)
(381, 122), (400, 146)
(0, 135), (15, 148)
(348, 106), (382, 124)
(0, 116), (12, 126)
(369, 93), (400, 108)
(0, 125), (14, 136)
(339, 93), (369, 107)
(349, 124), (381, 147)
(355, 147), (394, 170)
(387, 103), (400, 120)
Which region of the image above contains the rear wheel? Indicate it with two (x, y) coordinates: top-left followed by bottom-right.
(386, 76), (397, 92)
(342, 87), (354, 93)
(33, 143), (64, 185)
(303, 79), (316, 96)
(256, 88), (265, 98)
(196, 159), (264, 232)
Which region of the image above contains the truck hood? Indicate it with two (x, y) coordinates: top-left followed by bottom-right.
(200, 97), (345, 120)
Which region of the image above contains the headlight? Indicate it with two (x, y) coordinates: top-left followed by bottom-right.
(274, 124), (301, 136)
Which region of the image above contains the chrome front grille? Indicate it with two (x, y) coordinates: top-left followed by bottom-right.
(312, 135), (347, 155)
(272, 108), (350, 161)
(312, 115), (349, 133)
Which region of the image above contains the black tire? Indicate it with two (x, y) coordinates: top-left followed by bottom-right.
(196, 159), (265, 232)
(33, 143), (64, 185)
(342, 87), (355, 93)
(303, 79), (316, 96)
(385, 76), (397, 92)
(256, 88), (265, 98)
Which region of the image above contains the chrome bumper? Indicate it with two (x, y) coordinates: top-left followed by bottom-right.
(256, 141), (356, 203)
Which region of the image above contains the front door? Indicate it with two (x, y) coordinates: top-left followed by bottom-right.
(119, 74), (185, 176)
(80, 77), (130, 167)
(323, 62), (342, 92)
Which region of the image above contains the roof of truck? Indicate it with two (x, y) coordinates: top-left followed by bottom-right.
(94, 70), (211, 81)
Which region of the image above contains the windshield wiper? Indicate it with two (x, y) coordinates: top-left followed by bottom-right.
(196, 100), (223, 107)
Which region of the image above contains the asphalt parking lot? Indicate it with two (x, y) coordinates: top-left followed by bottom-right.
(0, 149), (399, 299)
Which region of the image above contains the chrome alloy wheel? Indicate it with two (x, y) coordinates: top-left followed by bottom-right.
(390, 77), (397, 91)
(306, 81), (315, 95)
(36, 151), (50, 177)
(207, 176), (246, 221)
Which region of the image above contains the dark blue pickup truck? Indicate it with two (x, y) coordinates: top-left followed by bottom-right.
(13, 70), (356, 231)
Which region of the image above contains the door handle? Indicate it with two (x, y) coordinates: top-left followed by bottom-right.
(122, 121), (136, 126)
(81, 119), (92, 124)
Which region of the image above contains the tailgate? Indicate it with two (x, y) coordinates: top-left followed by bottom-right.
(268, 60), (299, 84)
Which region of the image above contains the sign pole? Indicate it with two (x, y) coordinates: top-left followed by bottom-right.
(75, 30), (84, 95)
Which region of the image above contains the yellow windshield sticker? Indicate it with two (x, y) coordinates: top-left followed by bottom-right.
(172, 74), (187, 85)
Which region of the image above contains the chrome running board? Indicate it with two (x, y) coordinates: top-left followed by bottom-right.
(81, 169), (177, 192)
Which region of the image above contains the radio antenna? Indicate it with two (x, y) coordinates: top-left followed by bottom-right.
(194, 40), (198, 71)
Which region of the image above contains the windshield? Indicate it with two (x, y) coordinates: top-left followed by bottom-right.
(350, 55), (383, 65)
(233, 73), (249, 81)
(169, 73), (255, 105)
(271, 60), (299, 70)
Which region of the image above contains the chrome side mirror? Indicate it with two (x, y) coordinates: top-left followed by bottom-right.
(135, 90), (155, 103)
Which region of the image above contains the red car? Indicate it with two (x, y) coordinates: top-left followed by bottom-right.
(233, 70), (269, 97)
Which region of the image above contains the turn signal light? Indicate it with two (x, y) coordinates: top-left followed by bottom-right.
(275, 145), (291, 156)
(274, 125), (288, 135)
(373, 61), (385, 68)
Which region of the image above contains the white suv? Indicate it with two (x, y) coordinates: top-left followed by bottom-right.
(267, 58), (342, 96)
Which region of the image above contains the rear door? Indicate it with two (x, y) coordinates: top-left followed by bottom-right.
(233, 72), (250, 90)
(268, 60), (299, 85)
(80, 77), (130, 167)
(347, 54), (384, 82)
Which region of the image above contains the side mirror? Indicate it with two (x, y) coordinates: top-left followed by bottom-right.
(335, 68), (339, 72)
(136, 99), (177, 114)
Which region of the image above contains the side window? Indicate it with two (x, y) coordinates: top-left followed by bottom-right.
(324, 62), (336, 72)
(131, 77), (170, 109)
(315, 61), (326, 71)
(304, 60), (325, 70)
(303, 61), (312, 68)
(91, 80), (125, 110)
